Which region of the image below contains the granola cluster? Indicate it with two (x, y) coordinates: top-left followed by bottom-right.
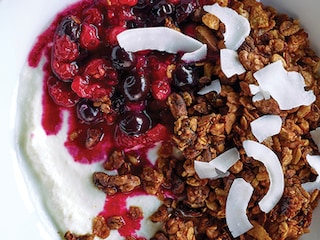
(65, 0), (320, 239)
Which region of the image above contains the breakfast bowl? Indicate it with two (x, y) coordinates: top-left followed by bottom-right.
(2, 0), (320, 239)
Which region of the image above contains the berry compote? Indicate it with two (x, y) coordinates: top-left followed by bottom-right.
(29, 0), (210, 164)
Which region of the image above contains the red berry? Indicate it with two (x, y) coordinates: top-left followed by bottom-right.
(51, 58), (78, 81)
(80, 23), (101, 51)
(84, 58), (119, 84)
(47, 76), (80, 107)
(105, 26), (126, 46)
(119, 0), (138, 7)
(151, 79), (171, 101)
(115, 123), (170, 149)
(71, 75), (115, 100)
(84, 59), (109, 80)
(83, 8), (104, 26)
(53, 35), (79, 62)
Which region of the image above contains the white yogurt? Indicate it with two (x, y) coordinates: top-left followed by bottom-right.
(16, 58), (162, 239)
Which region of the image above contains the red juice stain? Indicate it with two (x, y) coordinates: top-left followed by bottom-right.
(100, 189), (148, 238)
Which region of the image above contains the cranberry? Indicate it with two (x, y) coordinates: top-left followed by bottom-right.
(53, 35), (80, 62)
(172, 63), (199, 90)
(115, 123), (170, 148)
(80, 23), (101, 51)
(119, 0), (138, 7)
(83, 8), (104, 26)
(84, 58), (111, 80)
(111, 45), (136, 71)
(118, 110), (152, 136)
(51, 59), (78, 81)
(151, 79), (171, 100)
(122, 72), (150, 102)
(105, 26), (126, 46)
(76, 99), (104, 124)
(72, 75), (115, 99)
(84, 59), (119, 85)
(47, 76), (80, 107)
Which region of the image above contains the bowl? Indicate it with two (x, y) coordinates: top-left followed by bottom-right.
(1, 0), (319, 239)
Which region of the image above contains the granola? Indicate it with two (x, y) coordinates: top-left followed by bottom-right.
(54, 0), (320, 239)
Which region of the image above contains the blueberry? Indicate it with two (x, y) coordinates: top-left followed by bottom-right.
(122, 72), (150, 102)
(76, 99), (103, 124)
(172, 63), (200, 90)
(118, 111), (152, 136)
(111, 45), (136, 71)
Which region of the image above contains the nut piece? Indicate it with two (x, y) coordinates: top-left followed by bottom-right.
(195, 25), (218, 52)
(129, 206), (143, 220)
(64, 231), (94, 240)
(85, 128), (104, 149)
(92, 216), (110, 239)
(93, 172), (140, 195)
(167, 93), (188, 119)
(141, 167), (164, 195)
(107, 216), (125, 230)
(202, 13), (220, 30)
(103, 150), (125, 170)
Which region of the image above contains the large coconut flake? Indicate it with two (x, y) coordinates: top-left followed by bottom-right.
(251, 60), (316, 110)
(302, 155), (320, 192)
(226, 178), (254, 238)
(220, 49), (246, 78)
(203, 4), (250, 50)
(117, 27), (207, 62)
(243, 140), (284, 213)
(250, 115), (282, 142)
(194, 147), (240, 179)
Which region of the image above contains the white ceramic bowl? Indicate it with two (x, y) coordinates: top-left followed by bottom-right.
(0, 0), (319, 239)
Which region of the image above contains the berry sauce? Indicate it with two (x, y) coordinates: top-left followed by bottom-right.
(99, 189), (147, 238)
(27, 0), (206, 237)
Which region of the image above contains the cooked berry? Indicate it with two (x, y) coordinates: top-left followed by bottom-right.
(57, 16), (81, 41)
(80, 23), (101, 51)
(122, 72), (150, 102)
(51, 59), (79, 82)
(47, 76), (80, 107)
(76, 99), (103, 124)
(83, 7), (104, 26)
(71, 75), (115, 99)
(172, 63), (199, 89)
(111, 45), (136, 71)
(53, 35), (80, 62)
(84, 58), (112, 80)
(151, 79), (171, 101)
(118, 110), (151, 136)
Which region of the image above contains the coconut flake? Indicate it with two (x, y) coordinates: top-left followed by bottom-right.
(302, 155), (320, 192)
(226, 178), (253, 238)
(220, 49), (246, 78)
(310, 127), (320, 151)
(203, 4), (250, 50)
(194, 161), (230, 179)
(243, 140), (284, 213)
(194, 148), (240, 179)
(251, 60), (316, 110)
(116, 27), (207, 62)
(197, 79), (221, 95)
(250, 115), (282, 142)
